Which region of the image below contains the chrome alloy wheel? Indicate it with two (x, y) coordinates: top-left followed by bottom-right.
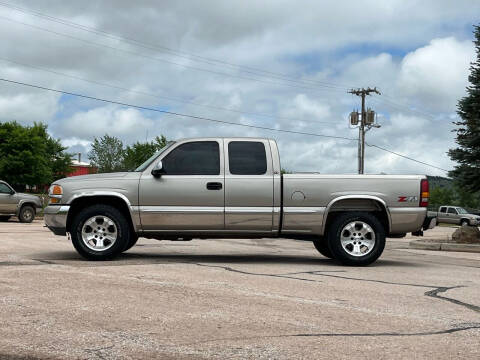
(81, 215), (118, 251)
(340, 221), (376, 257)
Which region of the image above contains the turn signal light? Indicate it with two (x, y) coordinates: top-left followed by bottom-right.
(420, 179), (429, 207)
(51, 185), (63, 195)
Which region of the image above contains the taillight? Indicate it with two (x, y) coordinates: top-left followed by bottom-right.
(420, 179), (429, 207)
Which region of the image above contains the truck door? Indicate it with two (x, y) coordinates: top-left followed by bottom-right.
(437, 206), (447, 223)
(446, 207), (458, 224)
(0, 183), (16, 214)
(224, 139), (274, 232)
(138, 140), (225, 231)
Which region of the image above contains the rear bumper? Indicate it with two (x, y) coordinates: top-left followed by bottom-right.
(44, 205), (69, 236)
(389, 207), (427, 234)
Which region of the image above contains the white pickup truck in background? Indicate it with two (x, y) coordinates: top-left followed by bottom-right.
(44, 137), (436, 265)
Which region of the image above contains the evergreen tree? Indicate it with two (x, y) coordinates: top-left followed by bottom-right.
(448, 24), (480, 192)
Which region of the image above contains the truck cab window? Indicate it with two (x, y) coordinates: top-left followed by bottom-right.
(439, 207), (446, 213)
(228, 141), (267, 175)
(0, 183), (12, 194)
(447, 207), (457, 214)
(162, 141), (220, 175)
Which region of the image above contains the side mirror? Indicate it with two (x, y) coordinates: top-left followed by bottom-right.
(151, 160), (165, 177)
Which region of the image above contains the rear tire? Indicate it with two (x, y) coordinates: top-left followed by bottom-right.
(313, 237), (334, 259)
(19, 205), (35, 223)
(0, 216), (11, 222)
(327, 212), (385, 266)
(71, 204), (130, 261)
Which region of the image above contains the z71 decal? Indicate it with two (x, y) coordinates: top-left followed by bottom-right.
(398, 196), (418, 202)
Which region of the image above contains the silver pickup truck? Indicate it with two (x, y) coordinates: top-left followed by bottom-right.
(0, 180), (43, 223)
(44, 137), (435, 265)
(437, 206), (480, 227)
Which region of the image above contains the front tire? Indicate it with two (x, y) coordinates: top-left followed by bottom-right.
(71, 204), (130, 260)
(327, 212), (385, 266)
(19, 205), (35, 223)
(313, 237), (334, 259)
(461, 219), (470, 227)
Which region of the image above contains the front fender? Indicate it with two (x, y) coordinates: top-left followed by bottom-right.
(66, 191), (140, 232)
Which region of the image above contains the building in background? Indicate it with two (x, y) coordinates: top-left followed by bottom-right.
(67, 153), (97, 177)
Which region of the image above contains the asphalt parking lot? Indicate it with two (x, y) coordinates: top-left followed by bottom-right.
(0, 221), (479, 359)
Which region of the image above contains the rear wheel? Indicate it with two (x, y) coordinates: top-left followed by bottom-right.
(327, 212), (385, 266)
(71, 204), (130, 260)
(123, 234), (139, 252)
(19, 205), (35, 223)
(0, 216), (11, 222)
(312, 237), (334, 259)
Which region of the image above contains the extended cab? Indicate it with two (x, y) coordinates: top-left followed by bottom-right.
(44, 137), (435, 265)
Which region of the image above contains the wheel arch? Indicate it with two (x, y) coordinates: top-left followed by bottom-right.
(16, 201), (37, 217)
(321, 195), (391, 235)
(66, 194), (137, 234)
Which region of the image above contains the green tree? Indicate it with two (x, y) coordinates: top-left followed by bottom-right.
(0, 122), (72, 190)
(123, 135), (167, 170)
(429, 186), (454, 210)
(448, 24), (480, 192)
(88, 135), (125, 173)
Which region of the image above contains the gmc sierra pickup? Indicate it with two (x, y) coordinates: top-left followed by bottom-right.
(44, 137), (435, 265)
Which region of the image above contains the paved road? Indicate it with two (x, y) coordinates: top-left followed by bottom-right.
(0, 221), (479, 359)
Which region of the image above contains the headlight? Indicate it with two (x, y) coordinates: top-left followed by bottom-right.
(48, 184), (63, 204)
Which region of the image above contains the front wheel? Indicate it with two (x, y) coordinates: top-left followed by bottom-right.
(19, 205), (35, 223)
(312, 237), (334, 259)
(327, 212), (386, 266)
(71, 205), (130, 260)
(460, 219), (470, 227)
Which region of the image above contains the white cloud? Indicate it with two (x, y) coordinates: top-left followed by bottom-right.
(398, 37), (474, 110)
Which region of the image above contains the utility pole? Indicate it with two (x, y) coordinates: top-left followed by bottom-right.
(348, 87), (381, 174)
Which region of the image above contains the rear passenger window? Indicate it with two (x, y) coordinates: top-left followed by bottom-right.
(228, 141), (267, 175)
(163, 141), (220, 175)
(439, 207), (446, 213)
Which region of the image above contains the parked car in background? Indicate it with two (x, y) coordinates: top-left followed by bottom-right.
(437, 206), (480, 226)
(44, 137), (435, 266)
(0, 181), (43, 223)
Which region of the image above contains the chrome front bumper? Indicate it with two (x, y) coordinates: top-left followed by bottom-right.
(44, 205), (70, 236)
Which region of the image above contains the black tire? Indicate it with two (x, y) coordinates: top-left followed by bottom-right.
(0, 216), (11, 222)
(71, 204), (131, 261)
(327, 212), (386, 266)
(123, 234), (139, 252)
(313, 237), (334, 259)
(19, 205), (35, 223)
(460, 219), (470, 227)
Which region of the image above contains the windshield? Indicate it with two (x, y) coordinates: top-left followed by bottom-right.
(134, 141), (175, 172)
(457, 207), (468, 214)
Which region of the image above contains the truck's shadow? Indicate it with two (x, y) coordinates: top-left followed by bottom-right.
(35, 251), (419, 268)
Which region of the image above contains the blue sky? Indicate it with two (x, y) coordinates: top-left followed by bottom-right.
(0, 0), (479, 175)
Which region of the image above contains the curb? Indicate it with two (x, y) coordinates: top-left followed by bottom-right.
(410, 240), (480, 253)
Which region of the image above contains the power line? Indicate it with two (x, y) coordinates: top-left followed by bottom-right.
(0, 0), (352, 91)
(0, 76), (448, 172)
(0, 57), (341, 126)
(366, 143), (449, 172)
(0, 15), (348, 94)
(0, 77), (355, 141)
(0, 2), (449, 122)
